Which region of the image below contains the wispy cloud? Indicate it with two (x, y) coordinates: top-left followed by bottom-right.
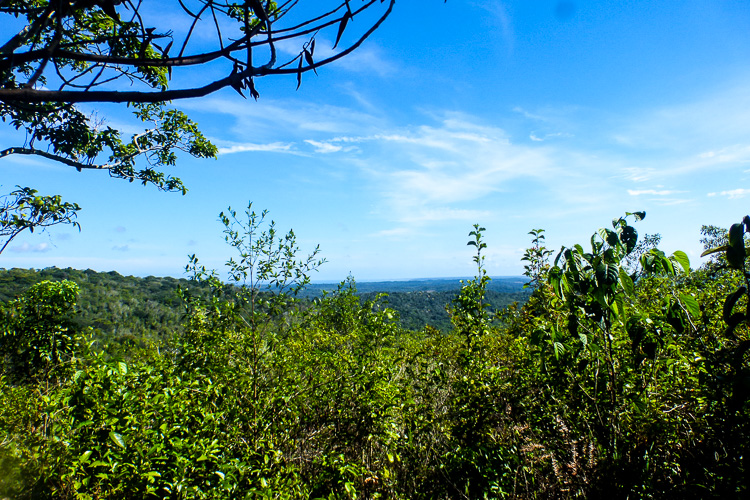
(185, 98), (387, 141)
(304, 140), (344, 154)
(275, 35), (397, 77)
(530, 131), (573, 142)
(513, 106), (547, 122)
(708, 188), (750, 199)
(9, 242), (50, 253)
(330, 44), (397, 77)
(192, 75), (750, 239)
(218, 142), (295, 155)
(609, 81), (750, 159)
(628, 189), (679, 196)
(475, 1), (515, 55)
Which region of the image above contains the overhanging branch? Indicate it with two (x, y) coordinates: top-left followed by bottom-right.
(0, 147), (110, 170)
(0, 0), (396, 104)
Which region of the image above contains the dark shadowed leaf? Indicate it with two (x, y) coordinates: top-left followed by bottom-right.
(304, 49), (317, 75)
(296, 56), (303, 90)
(727, 223), (746, 269)
(723, 287), (747, 323)
(333, 11), (352, 49)
(247, 0), (269, 23)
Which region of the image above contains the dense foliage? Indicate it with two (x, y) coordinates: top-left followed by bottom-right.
(0, 211), (748, 498)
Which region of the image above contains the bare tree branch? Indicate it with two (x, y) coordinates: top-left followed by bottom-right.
(1, 0), (396, 103)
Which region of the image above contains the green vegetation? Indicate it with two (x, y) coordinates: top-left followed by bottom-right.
(1, 210), (748, 499)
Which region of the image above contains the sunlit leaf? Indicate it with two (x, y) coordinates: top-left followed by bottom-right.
(671, 250), (690, 274)
(701, 245), (729, 257)
(109, 431), (126, 449)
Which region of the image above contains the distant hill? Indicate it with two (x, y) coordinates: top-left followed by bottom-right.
(0, 268), (530, 337)
(301, 276), (528, 296)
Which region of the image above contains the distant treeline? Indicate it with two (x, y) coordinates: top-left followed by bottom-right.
(0, 268), (530, 338)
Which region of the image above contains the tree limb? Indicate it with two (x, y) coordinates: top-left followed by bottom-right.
(0, 0), (395, 104)
(0, 147), (107, 170)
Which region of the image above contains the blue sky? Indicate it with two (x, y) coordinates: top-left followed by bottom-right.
(2, 0), (750, 281)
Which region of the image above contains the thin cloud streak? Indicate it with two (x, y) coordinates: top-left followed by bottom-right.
(218, 142), (295, 155)
(708, 188), (750, 199)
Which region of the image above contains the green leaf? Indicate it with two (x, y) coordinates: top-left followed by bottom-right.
(109, 431), (126, 449)
(619, 267), (634, 296)
(553, 341), (564, 360)
(671, 250), (690, 273)
(680, 293), (700, 319)
(701, 245), (729, 257)
(117, 361), (127, 375)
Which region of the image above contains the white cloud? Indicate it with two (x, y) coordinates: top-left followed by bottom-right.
(529, 131), (573, 142)
(304, 140), (343, 154)
(513, 106), (549, 122)
(9, 242), (50, 253)
(273, 35), (397, 77)
(218, 142), (294, 155)
(609, 82), (750, 160)
(708, 188), (750, 199)
(186, 98), (386, 140)
(628, 189), (678, 196)
(621, 167), (658, 182)
(331, 45), (397, 77)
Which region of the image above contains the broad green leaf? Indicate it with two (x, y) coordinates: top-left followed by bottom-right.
(671, 250), (690, 274)
(109, 432), (126, 449)
(554, 341), (564, 360)
(619, 267), (634, 297)
(117, 361), (127, 376)
(701, 245), (729, 257)
(680, 293), (701, 319)
(614, 293), (626, 321)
